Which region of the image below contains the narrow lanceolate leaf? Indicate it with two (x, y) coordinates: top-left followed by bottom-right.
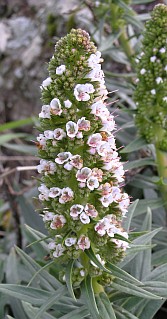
(34, 286), (67, 319)
(65, 260), (76, 300)
(85, 247), (111, 273)
(59, 305), (89, 319)
(96, 292), (117, 319)
(0, 133), (26, 145)
(22, 301), (56, 319)
(122, 200), (139, 232)
(123, 158), (155, 171)
(15, 246), (61, 290)
(106, 262), (141, 286)
(81, 276), (101, 319)
(111, 278), (162, 300)
(120, 137), (148, 153)
(0, 284), (52, 305)
(0, 117), (35, 132)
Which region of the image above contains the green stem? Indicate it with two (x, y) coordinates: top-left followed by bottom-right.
(119, 28), (134, 65)
(156, 147), (167, 214)
(92, 277), (104, 294)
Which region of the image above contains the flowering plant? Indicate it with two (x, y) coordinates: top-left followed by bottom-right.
(37, 28), (130, 291)
(134, 4), (167, 208)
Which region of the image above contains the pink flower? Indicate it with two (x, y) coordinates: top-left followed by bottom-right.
(99, 182), (112, 196)
(74, 83), (95, 101)
(44, 130), (54, 139)
(76, 167), (92, 182)
(50, 98), (62, 116)
(77, 117), (90, 131)
(53, 244), (65, 257)
(50, 214), (66, 229)
(87, 133), (102, 148)
(38, 184), (49, 201)
(39, 105), (51, 119)
(53, 128), (66, 140)
(65, 237), (77, 246)
(49, 187), (62, 198)
(100, 194), (113, 207)
(43, 211), (55, 222)
(77, 235), (90, 251)
(37, 159), (56, 175)
(85, 203), (98, 218)
(70, 155), (83, 169)
(87, 176), (99, 190)
(70, 204), (84, 219)
(66, 121), (78, 138)
(59, 187), (74, 204)
(80, 212), (90, 224)
(91, 168), (103, 182)
(55, 152), (72, 164)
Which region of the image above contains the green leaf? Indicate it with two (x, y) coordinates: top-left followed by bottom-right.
(65, 260), (76, 300)
(22, 301), (56, 319)
(86, 247), (110, 273)
(0, 284), (52, 305)
(123, 158), (155, 170)
(123, 200), (139, 232)
(81, 276), (100, 319)
(34, 286), (67, 319)
(133, 198), (164, 216)
(15, 246), (61, 290)
(3, 143), (37, 155)
(0, 133), (27, 145)
(143, 281), (167, 298)
(132, 0), (154, 3)
(23, 225), (49, 258)
(96, 292), (117, 319)
(120, 137), (148, 153)
(106, 262), (141, 286)
(0, 117), (36, 132)
(59, 305), (89, 319)
(112, 277), (162, 300)
(114, 305), (139, 319)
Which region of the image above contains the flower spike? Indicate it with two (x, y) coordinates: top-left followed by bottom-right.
(37, 29), (130, 287)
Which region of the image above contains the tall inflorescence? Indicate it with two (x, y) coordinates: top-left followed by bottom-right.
(37, 29), (130, 288)
(134, 4), (167, 151)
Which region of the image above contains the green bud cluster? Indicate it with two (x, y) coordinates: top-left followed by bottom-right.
(134, 4), (167, 151)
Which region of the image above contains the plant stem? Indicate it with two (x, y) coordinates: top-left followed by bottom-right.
(92, 277), (104, 294)
(119, 28), (134, 65)
(155, 147), (167, 214)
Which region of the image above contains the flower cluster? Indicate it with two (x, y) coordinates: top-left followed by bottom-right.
(134, 4), (167, 151)
(37, 29), (130, 287)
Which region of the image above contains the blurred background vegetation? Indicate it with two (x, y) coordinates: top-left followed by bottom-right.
(1, 1), (167, 318)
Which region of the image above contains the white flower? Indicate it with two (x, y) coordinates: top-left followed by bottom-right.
(88, 51), (102, 68)
(38, 184), (50, 201)
(80, 212), (90, 224)
(39, 105), (51, 119)
(44, 130), (54, 139)
(140, 68), (146, 75)
(76, 167), (92, 182)
(49, 187), (62, 198)
(85, 203), (98, 218)
(113, 163), (125, 183)
(53, 244), (65, 258)
(53, 128), (66, 140)
(159, 48), (166, 54)
(100, 115), (116, 133)
(77, 117), (90, 131)
(37, 159), (56, 175)
(100, 194), (113, 207)
(87, 133), (102, 148)
(87, 176), (99, 190)
(163, 97), (167, 102)
(165, 65), (167, 72)
(66, 121), (78, 138)
(80, 270), (85, 277)
(48, 241), (56, 250)
(111, 186), (121, 201)
(74, 83), (95, 101)
(156, 77), (163, 84)
(43, 211), (55, 222)
(77, 235), (90, 251)
(65, 237), (77, 246)
(55, 152), (72, 164)
(70, 204), (84, 219)
(59, 187), (74, 204)
(90, 100), (109, 119)
(70, 155), (83, 169)
(50, 98), (62, 116)
(64, 99), (72, 108)
(87, 66), (105, 84)
(94, 220), (106, 236)
(40, 77), (52, 89)
(151, 89), (156, 95)
(99, 182), (112, 196)
(150, 56), (156, 62)
(50, 214), (66, 229)
(56, 64), (66, 75)
(63, 162), (73, 171)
